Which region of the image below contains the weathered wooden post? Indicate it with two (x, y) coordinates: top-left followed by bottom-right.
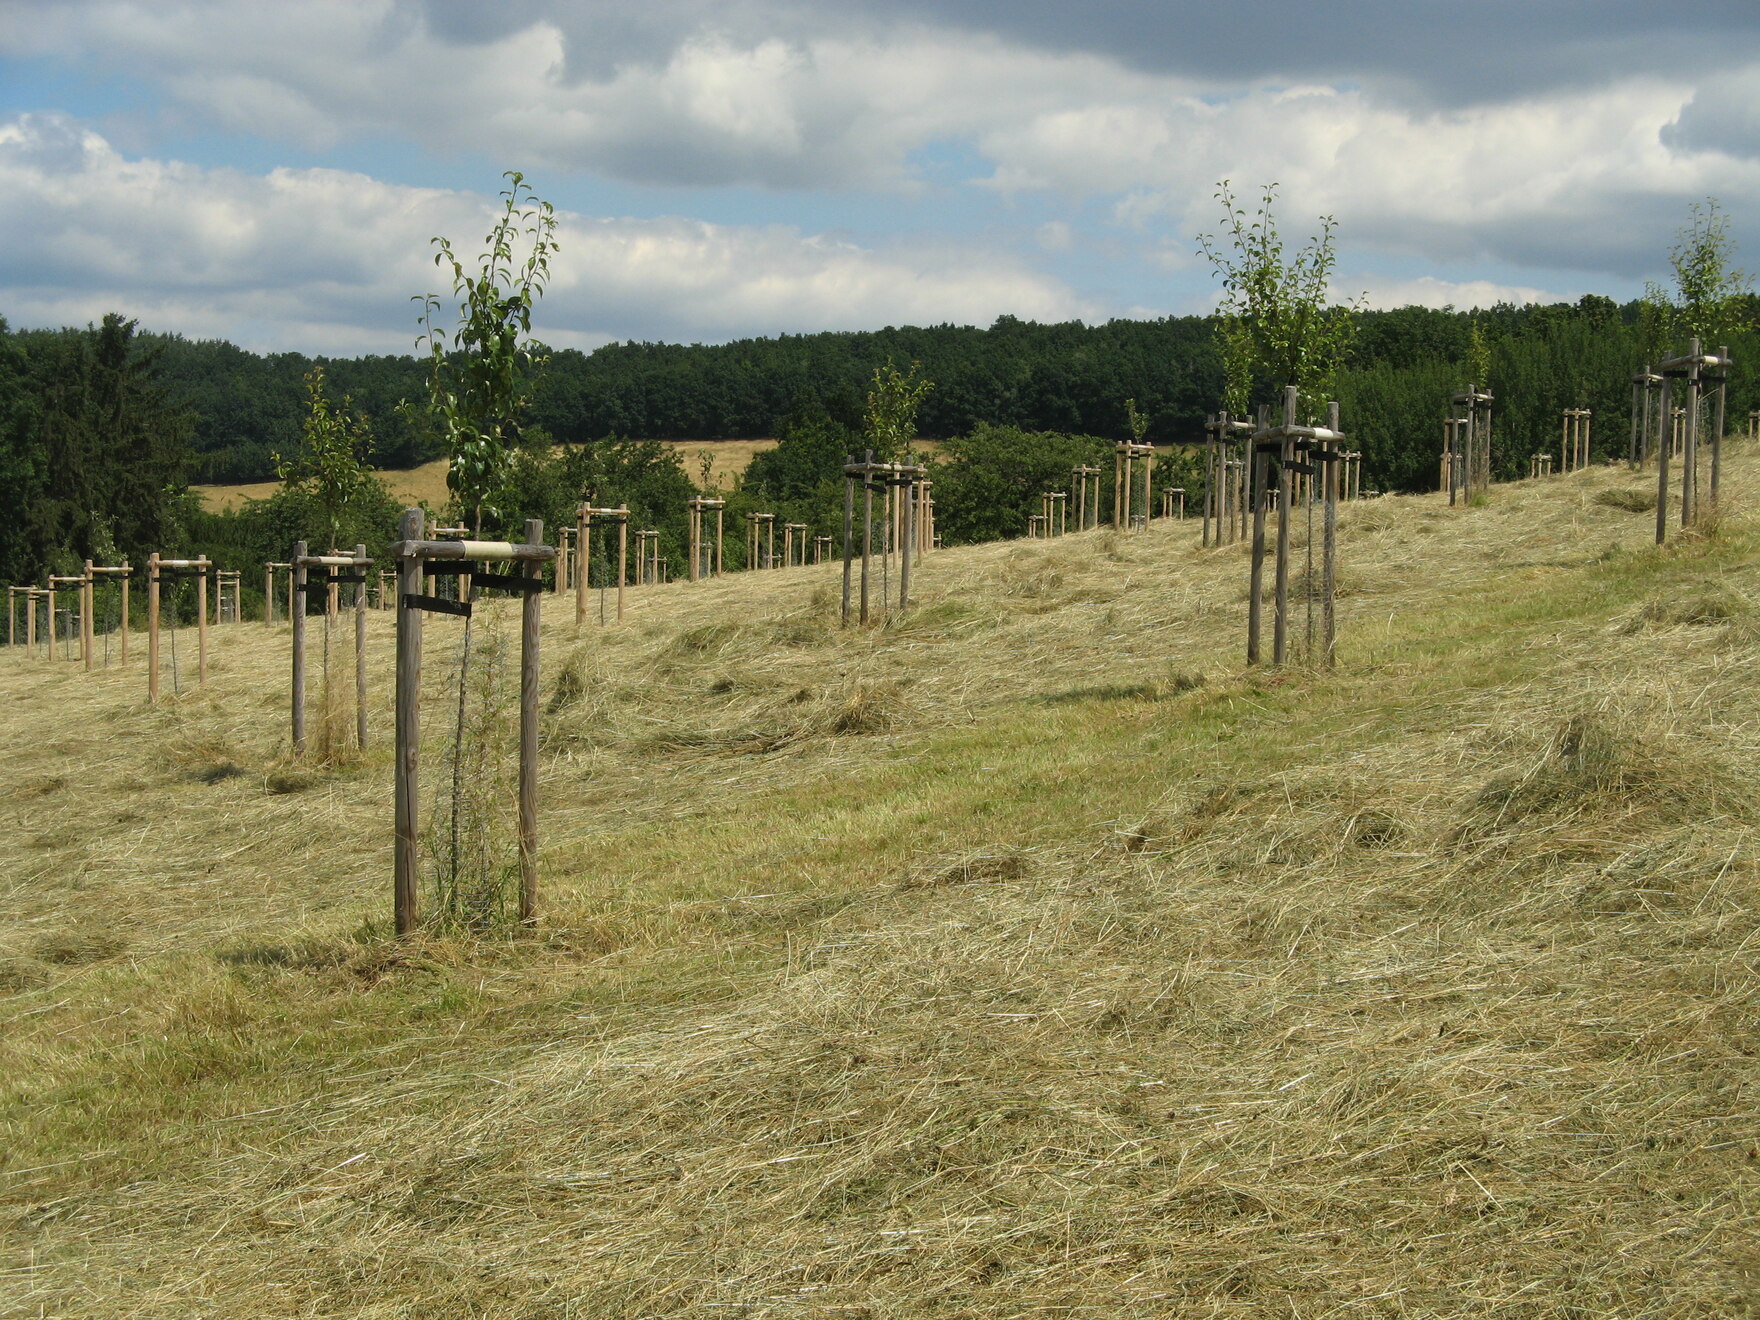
(554, 526), (573, 596)
(1246, 405), (1270, 664)
(1272, 388), (1297, 665)
(291, 542), (308, 751)
(574, 502), (589, 625)
(1631, 367), (1660, 467)
(1562, 408), (1591, 472)
(1449, 387), (1493, 498)
(575, 506), (630, 623)
(25, 588), (45, 657)
(392, 511), (553, 934)
(393, 509), (422, 936)
(147, 555), (160, 700)
(815, 534), (831, 564)
(1710, 346), (1730, 508)
(291, 546), (372, 755)
(841, 456), (856, 625)
(353, 544), (368, 751)
(81, 561), (94, 669)
(47, 574), (87, 664)
(1322, 401), (1341, 669)
(841, 452), (890, 625)
(1655, 339), (1731, 537)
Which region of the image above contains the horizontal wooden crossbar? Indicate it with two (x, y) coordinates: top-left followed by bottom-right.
(393, 539), (555, 563)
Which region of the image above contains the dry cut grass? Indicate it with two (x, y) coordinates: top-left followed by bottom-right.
(4, 452), (1760, 1317)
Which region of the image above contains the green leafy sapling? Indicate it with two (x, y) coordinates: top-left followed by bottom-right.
(416, 171), (560, 534)
(864, 359), (932, 461)
(1197, 181), (1364, 420)
(275, 366), (378, 552)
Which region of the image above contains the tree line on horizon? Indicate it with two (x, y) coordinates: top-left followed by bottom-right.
(1, 295), (1757, 593)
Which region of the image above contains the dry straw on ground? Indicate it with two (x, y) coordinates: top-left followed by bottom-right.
(4, 454), (1760, 1317)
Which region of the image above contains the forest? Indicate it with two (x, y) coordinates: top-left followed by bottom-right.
(0, 296), (1755, 598)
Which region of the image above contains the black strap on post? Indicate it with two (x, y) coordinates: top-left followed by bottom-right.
(472, 571), (544, 594)
(400, 593), (473, 617)
(328, 573), (367, 586)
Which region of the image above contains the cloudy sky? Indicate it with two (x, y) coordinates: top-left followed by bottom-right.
(2, 0), (1757, 354)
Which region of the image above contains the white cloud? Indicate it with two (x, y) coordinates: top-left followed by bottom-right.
(0, 115), (1092, 352)
(1342, 274), (1569, 312)
(6, 0), (1759, 342)
(982, 74), (1760, 279)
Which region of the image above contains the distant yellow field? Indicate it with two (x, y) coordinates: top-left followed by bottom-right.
(193, 441), (784, 513)
(192, 438), (950, 512)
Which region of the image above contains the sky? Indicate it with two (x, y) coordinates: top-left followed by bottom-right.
(1, 0), (1757, 356)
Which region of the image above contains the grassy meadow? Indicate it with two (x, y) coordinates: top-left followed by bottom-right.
(4, 452), (1760, 1316)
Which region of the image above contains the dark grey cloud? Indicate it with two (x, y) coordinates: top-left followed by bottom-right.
(875, 0), (1760, 106)
(392, 0), (1760, 107)
(1663, 71), (1760, 160)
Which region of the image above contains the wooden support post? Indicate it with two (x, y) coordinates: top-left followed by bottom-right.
(1711, 347), (1728, 508)
(1113, 442), (1125, 529)
(196, 560), (208, 688)
(1246, 421), (1269, 666)
(1272, 387), (1296, 666)
(1655, 374), (1673, 545)
(841, 459), (855, 626)
(147, 554), (161, 702)
(1323, 401), (1340, 669)
(354, 543), (369, 753)
(519, 517), (542, 926)
(900, 480), (914, 609)
(575, 504), (589, 625)
(292, 542), (308, 753)
(862, 456), (873, 624)
(81, 562), (93, 670)
(393, 508), (422, 936)
(617, 509), (627, 621)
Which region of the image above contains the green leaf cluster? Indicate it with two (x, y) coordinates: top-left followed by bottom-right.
(1197, 181), (1363, 417)
(416, 171), (559, 532)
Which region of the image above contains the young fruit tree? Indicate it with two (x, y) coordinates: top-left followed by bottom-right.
(1197, 181), (1361, 417)
(416, 172), (560, 534)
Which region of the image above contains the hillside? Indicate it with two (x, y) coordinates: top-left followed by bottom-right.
(3, 455), (1759, 1316)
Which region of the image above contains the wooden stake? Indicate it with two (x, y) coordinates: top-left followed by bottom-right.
(575, 503), (589, 626)
(1323, 401), (1339, 669)
(355, 543), (369, 753)
(841, 458), (855, 626)
(519, 517), (542, 926)
(1246, 417), (1268, 666)
(196, 561), (208, 688)
(393, 508), (422, 936)
(292, 541), (307, 753)
(81, 561), (93, 670)
(1655, 374), (1672, 545)
(147, 553), (160, 702)
(1272, 387), (1295, 666)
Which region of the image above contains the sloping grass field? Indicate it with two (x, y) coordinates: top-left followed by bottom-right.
(4, 454), (1759, 1316)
